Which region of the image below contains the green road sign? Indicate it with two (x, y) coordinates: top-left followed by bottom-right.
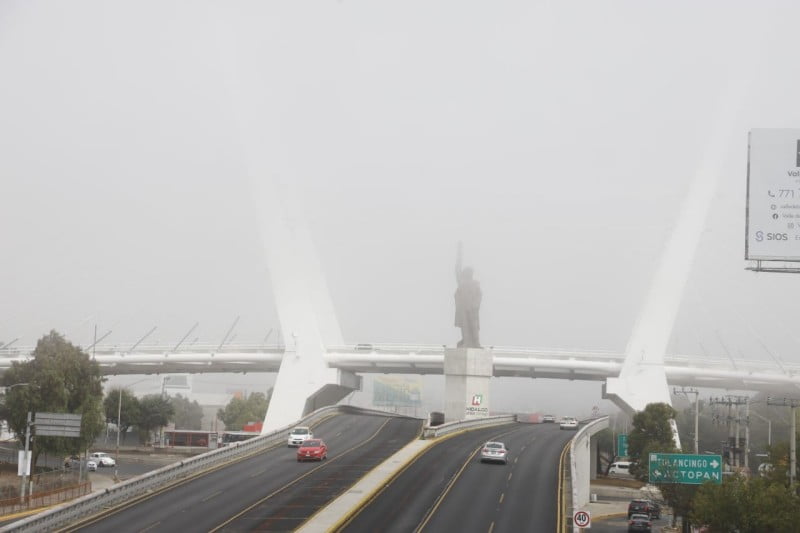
(617, 434), (628, 457)
(648, 453), (722, 485)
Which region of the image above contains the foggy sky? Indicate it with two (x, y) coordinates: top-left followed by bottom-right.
(2, 1), (800, 414)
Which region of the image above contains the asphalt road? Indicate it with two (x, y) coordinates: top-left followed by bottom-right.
(66, 412), (421, 532)
(588, 512), (673, 532)
(340, 422), (575, 533)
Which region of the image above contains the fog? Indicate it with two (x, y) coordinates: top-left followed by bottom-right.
(2, 1), (799, 415)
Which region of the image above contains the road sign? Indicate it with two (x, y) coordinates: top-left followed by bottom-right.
(617, 434), (628, 457)
(573, 509), (591, 528)
(17, 450), (30, 476)
(34, 412), (82, 438)
(648, 453), (722, 485)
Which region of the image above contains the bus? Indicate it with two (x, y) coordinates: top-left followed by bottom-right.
(163, 429), (218, 448)
(220, 430), (260, 446)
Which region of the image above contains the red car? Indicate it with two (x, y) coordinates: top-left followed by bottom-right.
(296, 439), (328, 462)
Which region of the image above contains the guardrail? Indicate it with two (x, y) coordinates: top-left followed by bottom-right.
(1, 405), (401, 532)
(421, 414), (517, 439)
(568, 416), (609, 531)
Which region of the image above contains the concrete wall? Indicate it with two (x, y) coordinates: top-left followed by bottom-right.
(443, 348), (492, 422)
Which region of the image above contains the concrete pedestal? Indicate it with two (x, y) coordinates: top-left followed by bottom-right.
(444, 348), (492, 422)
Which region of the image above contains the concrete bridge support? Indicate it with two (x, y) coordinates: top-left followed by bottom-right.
(443, 348), (492, 422)
(253, 181), (359, 432)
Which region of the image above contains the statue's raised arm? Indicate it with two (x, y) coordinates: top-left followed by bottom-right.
(455, 241), (463, 282)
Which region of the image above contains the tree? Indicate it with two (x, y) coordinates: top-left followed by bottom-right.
(137, 395), (174, 444)
(627, 403), (700, 531)
(692, 475), (800, 532)
(628, 402), (678, 471)
(103, 388), (141, 444)
(217, 391), (270, 431)
(0, 331), (105, 467)
(170, 394), (203, 430)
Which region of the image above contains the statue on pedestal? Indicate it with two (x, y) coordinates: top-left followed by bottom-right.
(454, 242), (482, 348)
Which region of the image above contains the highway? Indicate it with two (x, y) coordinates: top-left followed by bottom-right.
(66, 412), (421, 532)
(339, 422), (574, 532)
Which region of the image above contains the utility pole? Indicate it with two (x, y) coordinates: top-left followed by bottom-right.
(709, 395), (749, 468)
(674, 387), (700, 454)
(19, 411), (31, 505)
(744, 399), (750, 469)
(766, 396), (799, 486)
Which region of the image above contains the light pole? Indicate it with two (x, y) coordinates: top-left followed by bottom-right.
(674, 387), (700, 454)
(4, 382), (38, 506)
(749, 410), (772, 448)
(115, 378), (152, 479)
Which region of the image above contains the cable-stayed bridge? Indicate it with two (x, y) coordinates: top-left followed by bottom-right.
(2, 342), (797, 394)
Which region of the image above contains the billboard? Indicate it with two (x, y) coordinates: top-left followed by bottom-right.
(372, 376), (421, 407)
(746, 129), (800, 261)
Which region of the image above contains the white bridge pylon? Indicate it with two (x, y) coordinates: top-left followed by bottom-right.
(252, 180), (361, 432)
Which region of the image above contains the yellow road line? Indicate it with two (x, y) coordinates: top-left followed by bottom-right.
(209, 417), (394, 532)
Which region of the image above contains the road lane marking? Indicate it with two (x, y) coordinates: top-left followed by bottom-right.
(139, 521), (161, 532)
(249, 468), (268, 478)
(414, 426), (520, 532)
(59, 413), (344, 532)
(202, 490), (222, 502)
(499, 493), (504, 504)
(508, 473), (512, 481)
(488, 521), (495, 533)
(209, 417), (394, 532)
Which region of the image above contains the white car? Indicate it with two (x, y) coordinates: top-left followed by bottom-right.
(542, 414), (556, 423)
(287, 426), (313, 447)
(65, 456), (98, 471)
(559, 417), (579, 430)
(608, 461), (633, 476)
(89, 452), (116, 467)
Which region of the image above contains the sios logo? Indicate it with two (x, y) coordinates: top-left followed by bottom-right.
(471, 394), (483, 406)
(759, 232), (789, 241)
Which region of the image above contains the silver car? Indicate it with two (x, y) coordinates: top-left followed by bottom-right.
(480, 441), (509, 464)
(560, 417), (579, 430)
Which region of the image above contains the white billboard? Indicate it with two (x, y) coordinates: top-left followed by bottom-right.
(746, 128), (800, 261)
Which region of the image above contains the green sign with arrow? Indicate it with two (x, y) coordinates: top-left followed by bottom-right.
(617, 434), (628, 457)
(648, 453), (723, 485)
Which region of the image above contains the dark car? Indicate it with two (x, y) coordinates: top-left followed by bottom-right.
(648, 501), (661, 519)
(628, 499), (659, 519)
(628, 513), (652, 532)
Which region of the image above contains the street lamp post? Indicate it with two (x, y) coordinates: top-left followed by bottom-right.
(115, 387), (122, 479)
(750, 410), (772, 448)
(4, 382), (38, 506)
(115, 378), (151, 479)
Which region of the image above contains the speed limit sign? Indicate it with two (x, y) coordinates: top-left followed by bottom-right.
(573, 509), (591, 528)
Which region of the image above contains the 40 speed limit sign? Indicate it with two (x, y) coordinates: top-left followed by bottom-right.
(573, 509), (591, 528)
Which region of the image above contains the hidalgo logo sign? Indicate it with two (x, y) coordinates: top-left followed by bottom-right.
(465, 393), (489, 416)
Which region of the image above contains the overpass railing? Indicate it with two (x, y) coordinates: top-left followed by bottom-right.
(1, 405), (399, 532)
(421, 414), (517, 439)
